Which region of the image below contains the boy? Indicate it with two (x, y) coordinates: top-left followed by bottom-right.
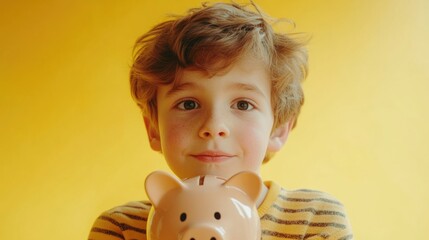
(89, 2), (353, 239)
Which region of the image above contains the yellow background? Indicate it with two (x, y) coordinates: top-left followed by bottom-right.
(1, 0), (428, 239)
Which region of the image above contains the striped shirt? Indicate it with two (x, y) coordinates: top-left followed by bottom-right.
(88, 181), (353, 240)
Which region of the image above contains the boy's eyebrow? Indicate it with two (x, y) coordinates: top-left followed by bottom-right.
(165, 82), (196, 97)
(232, 82), (267, 97)
(164, 82), (267, 97)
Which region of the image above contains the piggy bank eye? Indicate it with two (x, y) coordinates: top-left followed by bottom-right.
(214, 212), (221, 220)
(180, 212), (187, 222)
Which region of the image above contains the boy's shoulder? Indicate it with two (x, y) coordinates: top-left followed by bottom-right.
(88, 201), (151, 240)
(282, 188), (345, 206)
(266, 181), (347, 208)
(279, 187), (350, 218)
(261, 181), (353, 239)
(102, 200), (152, 217)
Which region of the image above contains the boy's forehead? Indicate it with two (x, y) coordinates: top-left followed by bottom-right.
(161, 60), (271, 98)
(182, 57), (268, 79)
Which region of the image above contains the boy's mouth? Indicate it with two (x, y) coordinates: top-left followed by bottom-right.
(190, 151), (234, 163)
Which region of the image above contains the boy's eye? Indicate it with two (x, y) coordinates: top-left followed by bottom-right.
(233, 100), (254, 111)
(177, 100), (199, 110)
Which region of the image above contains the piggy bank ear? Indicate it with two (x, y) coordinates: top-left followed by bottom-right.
(145, 171), (185, 208)
(223, 171), (262, 204)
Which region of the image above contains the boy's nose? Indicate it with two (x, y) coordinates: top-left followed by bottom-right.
(198, 114), (230, 139)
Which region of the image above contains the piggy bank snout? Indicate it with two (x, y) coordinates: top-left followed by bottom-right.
(180, 224), (224, 240)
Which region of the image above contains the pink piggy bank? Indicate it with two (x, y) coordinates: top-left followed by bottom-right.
(145, 171), (262, 240)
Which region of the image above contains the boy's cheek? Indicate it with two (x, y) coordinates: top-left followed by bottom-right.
(237, 127), (270, 150)
(161, 123), (190, 146)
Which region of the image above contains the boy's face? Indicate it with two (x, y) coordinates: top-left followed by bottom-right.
(146, 58), (291, 180)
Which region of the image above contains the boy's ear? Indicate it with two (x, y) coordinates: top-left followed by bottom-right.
(144, 117), (162, 152)
(267, 119), (295, 152)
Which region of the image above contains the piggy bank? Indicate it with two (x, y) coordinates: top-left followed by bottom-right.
(144, 171), (262, 240)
